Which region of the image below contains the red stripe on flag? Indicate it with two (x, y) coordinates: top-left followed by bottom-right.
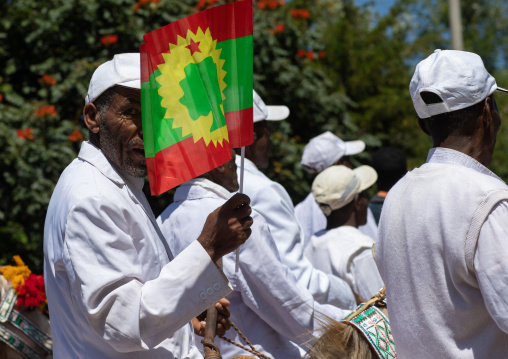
(146, 137), (232, 195)
(226, 107), (253, 148)
(140, 44), (150, 83)
(143, 0), (252, 69)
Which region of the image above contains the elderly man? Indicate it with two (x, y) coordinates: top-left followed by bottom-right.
(234, 91), (357, 309)
(295, 131), (378, 246)
(44, 53), (253, 359)
(157, 152), (350, 358)
(376, 49), (508, 358)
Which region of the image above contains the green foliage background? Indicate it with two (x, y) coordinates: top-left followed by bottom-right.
(1, 0), (508, 272)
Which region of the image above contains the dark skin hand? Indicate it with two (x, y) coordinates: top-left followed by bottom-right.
(198, 193), (253, 263)
(192, 298), (231, 337)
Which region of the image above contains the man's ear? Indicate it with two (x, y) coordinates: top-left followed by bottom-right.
(418, 117), (431, 136)
(482, 96), (494, 128)
(83, 103), (101, 134)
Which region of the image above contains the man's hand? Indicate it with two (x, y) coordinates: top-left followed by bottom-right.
(192, 298), (231, 338)
(198, 193), (253, 262)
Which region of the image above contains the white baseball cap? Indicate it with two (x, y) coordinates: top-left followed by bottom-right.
(253, 90), (290, 123)
(85, 53), (141, 104)
(312, 165), (377, 216)
(410, 49), (508, 119)
(301, 131), (366, 174)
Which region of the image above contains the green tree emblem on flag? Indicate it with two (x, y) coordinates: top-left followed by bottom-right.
(156, 27), (229, 146)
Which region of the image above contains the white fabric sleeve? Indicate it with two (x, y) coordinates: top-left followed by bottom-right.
(475, 201), (508, 333)
(349, 249), (384, 300)
(249, 181), (356, 310)
(63, 196), (231, 352)
(225, 216), (350, 345)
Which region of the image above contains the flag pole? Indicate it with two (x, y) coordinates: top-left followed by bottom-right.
(235, 146), (246, 272)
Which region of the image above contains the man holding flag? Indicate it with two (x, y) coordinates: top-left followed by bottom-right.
(44, 53), (253, 359)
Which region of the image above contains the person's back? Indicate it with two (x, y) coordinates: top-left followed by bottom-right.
(376, 49), (508, 358)
(377, 149), (508, 358)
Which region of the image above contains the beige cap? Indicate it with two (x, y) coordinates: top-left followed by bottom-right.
(312, 165), (377, 216)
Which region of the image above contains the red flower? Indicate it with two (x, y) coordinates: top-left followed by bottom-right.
(68, 130), (84, 142)
(291, 9), (299, 17)
(41, 74), (57, 86)
(300, 9), (310, 18)
(0, 94), (3, 103)
(319, 51), (326, 59)
(268, 28), (275, 35)
(306, 50), (315, 60)
(139, 0), (150, 3)
(100, 34), (119, 46)
(35, 105), (57, 118)
(267, 0), (278, 9)
(134, 2), (141, 10)
(257, 1), (266, 9)
(297, 49), (306, 58)
(152, 0), (160, 2)
(279, 0), (285, 5)
(16, 128), (34, 141)
(16, 274), (46, 309)
(276, 24), (285, 33)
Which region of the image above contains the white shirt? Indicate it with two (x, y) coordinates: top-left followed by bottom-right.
(44, 141), (232, 359)
(157, 179), (349, 358)
(377, 147), (508, 358)
(236, 156), (356, 310)
(295, 192), (379, 247)
(305, 226), (384, 300)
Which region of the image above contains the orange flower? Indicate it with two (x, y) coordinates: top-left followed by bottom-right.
(16, 128), (35, 140)
(35, 105), (57, 118)
(297, 49), (306, 58)
(68, 130), (84, 142)
(276, 24), (285, 33)
(306, 51), (314, 60)
(42, 74), (57, 86)
(279, 0), (285, 5)
(267, 0), (278, 9)
(319, 51), (326, 59)
(257, 1), (266, 9)
(300, 9), (310, 18)
(152, 0), (160, 2)
(100, 34), (119, 46)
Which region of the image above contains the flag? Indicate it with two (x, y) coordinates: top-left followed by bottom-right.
(141, 0), (253, 195)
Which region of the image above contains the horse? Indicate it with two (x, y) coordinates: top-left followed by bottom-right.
(305, 288), (397, 359)
(0, 269), (52, 359)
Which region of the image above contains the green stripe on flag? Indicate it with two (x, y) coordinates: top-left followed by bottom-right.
(218, 35), (253, 113)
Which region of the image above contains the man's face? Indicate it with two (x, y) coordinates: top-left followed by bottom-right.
(99, 87), (146, 177)
(355, 191), (370, 226)
(246, 120), (271, 169)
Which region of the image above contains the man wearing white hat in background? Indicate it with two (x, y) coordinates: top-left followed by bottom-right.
(305, 165), (383, 300)
(295, 132), (378, 247)
(376, 49), (508, 358)
(44, 53), (254, 358)
(234, 90), (357, 310)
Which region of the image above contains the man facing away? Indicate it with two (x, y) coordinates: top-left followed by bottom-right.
(305, 165), (384, 300)
(44, 53), (253, 358)
(296, 131), (378, 245)
(157, 152), (350, 358)
(234, 90), (357, 310)
(376, 49), (508, 358)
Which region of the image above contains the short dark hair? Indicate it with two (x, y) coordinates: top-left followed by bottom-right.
(419, 91), (485, 145)
(372, 147), (407, 191)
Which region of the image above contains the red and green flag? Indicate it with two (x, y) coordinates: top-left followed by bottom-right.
(141, 0), (253, 195)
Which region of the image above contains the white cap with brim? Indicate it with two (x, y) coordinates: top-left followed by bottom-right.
(312, 165), (378, 216)
(85, 53), (141, 104)
(253, 89), (290, 123)
(410, 49), (507, 119)
(301, 131), (366, 174)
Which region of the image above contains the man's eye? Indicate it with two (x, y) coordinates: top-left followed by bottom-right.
(124, 108), (139, 116)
